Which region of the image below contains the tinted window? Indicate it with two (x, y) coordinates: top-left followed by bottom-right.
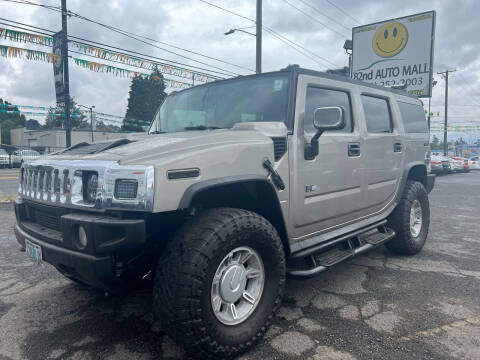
(361, 95), (392, 133)
(398, 102), (428, 133)
(305, 87), (352, 133)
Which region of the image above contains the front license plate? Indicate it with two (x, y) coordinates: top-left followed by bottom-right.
(25, 239), (43, 264)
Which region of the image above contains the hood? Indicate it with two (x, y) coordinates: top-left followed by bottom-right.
(43, 129), (273, 165)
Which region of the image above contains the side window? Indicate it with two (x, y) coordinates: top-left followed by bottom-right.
(361, 95), (392, 133)
(305, 87), (353, 133)
(398, 102), (428, 133)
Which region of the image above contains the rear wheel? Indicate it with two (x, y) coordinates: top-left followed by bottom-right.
(154, 208), (286, 359)
(386, 180), (430, 255)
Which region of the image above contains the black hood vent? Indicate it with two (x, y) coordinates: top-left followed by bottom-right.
(271, 137), (287, 161)
(56, 138), (133, 155)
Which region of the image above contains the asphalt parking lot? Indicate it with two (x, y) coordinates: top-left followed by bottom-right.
(1, 171), (479, 360)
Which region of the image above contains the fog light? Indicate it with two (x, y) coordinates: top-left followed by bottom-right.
(77, 225), (88, 249)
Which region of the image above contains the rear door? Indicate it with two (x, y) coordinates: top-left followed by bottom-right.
(361, 93), (404, 213)
(289, 75), (364, 240)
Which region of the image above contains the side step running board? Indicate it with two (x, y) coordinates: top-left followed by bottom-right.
(287, 227), (395, 278)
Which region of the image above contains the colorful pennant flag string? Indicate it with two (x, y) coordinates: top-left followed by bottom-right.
(72, 57), (192, 89)
(71, 42), (218, 83)
(0, 44), (57, 63)
(0, 28), (54, 47)
(0, 26), (220, 83)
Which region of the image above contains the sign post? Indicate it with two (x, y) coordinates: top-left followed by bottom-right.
(351, 11), (436, 97)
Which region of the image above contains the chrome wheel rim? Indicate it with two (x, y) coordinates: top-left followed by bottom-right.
(410, 199), (423, 237)
(211, 246), (265, 326)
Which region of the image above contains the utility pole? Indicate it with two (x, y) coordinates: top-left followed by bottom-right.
(90, 106), (95, 143)
(61, 0), (71, 147)
(427, 97), (431, 130)
(256, 0), (262, 74)
(437, 69), (456, 156)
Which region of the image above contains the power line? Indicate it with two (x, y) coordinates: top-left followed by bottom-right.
(0, 0), (60, 12)
(296, 0), (351, 32)
(324, 0), (362, 26)
(65, 11), (254, 74)
(67, 36), (230, 78)
(196, 0), (340, 68)
(0, 17), (55, 34)
(263, 27), (339, 68)
(0, 19), (234, 78)
(197, 0), (255, 23)
(279, 0), (349, 38)
(67, 14), (243, 76)
(0, 6), (248, 76)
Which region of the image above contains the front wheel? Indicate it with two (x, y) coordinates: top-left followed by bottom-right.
(154, 208), (286, 359)
(386, 180), (430, 255)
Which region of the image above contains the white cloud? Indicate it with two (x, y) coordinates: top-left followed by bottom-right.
(0, 0), (478, 136)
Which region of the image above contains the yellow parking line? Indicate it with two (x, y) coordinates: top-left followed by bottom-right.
(400, 316), (480, 342)
(0, 176), (19, 180)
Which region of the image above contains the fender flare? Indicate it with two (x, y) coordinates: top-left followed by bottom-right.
(395, 161), (429, 205)
(178, 175), (275, 210)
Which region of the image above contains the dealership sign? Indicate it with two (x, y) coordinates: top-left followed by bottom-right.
(352, 11), (436, 97)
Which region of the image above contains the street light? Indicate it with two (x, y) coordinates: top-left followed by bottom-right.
(224, 28), (256, 37)
(224, 0), (262, 74)
(78, 104), (96, 143)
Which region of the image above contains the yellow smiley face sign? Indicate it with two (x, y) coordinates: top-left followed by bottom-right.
(372, 21), (408, 58)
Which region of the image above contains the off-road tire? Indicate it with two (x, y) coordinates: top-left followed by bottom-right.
(386, 180), (430, 255)
(154, 208), (286, 359)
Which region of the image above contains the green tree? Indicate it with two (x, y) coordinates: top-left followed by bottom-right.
(44, 97), (87, 129)
(123, 67), (167, 132)
(0, 98), (26, 144)
(431, 135), (441, 150)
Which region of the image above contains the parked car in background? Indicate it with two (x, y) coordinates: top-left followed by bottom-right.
(469, 156), (480, 170)
(430, 154), (444, 174)
(431, 154), (451, 174)
(10, 150), (40, 167)
(449, 157), (465, 172)
(450, 157), (470, 172)
(0, 148), (10, 168)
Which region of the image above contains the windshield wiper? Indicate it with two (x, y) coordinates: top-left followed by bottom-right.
(184, 126), (222, 131)
(150, 130), (167, 134)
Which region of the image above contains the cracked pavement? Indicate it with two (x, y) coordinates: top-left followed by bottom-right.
(1, 172), (479, 359)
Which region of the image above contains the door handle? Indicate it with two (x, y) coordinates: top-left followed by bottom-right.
(348, 143), (361, 157)
(394, 142), (402, 153)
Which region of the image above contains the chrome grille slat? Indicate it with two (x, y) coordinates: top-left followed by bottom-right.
(19, 160), (153, 212)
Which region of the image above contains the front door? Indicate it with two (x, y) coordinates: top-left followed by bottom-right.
(289, 75), (365, 240)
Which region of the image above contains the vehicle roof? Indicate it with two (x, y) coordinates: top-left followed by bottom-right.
(171, 65), (418, 100)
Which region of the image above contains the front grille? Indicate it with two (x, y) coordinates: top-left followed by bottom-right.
(272, 137), (287, 161)
(33, 209), (61, 231)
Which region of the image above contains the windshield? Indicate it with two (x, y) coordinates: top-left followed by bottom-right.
(149, 73), (290, 134)
(0, 149), (7, 155)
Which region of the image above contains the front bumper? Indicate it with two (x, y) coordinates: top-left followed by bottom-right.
(426, 174), (435, 193)
(14, 198), (148, 292)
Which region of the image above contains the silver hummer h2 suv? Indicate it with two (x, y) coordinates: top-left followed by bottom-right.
(14, 66), (434, 359)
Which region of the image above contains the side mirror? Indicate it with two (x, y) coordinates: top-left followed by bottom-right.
(313, 106), (345, 131)
(305, 106), (345, 160)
